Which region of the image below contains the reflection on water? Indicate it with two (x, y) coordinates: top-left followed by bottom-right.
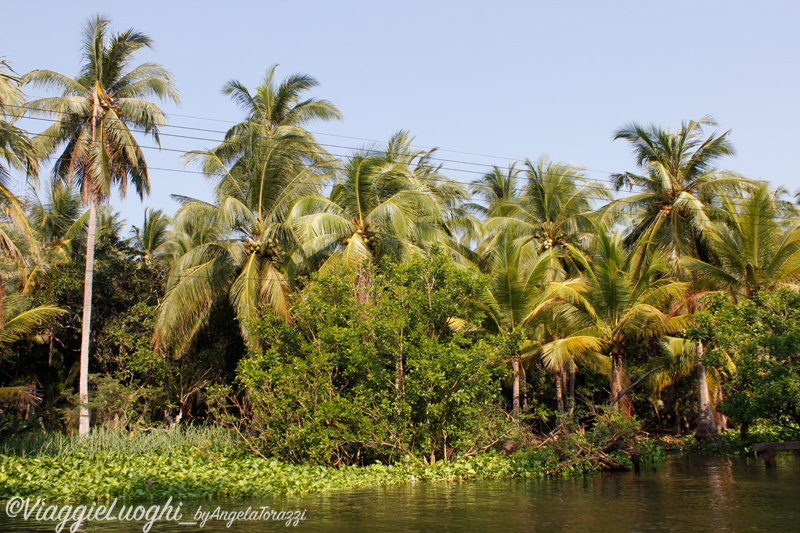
(2, 455), (798, 532)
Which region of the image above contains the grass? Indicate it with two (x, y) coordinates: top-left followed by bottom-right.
(0, 425), (245, 458)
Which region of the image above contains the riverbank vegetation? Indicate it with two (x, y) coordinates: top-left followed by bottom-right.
(0, 419), (665, 502)
(2, 15), (800, 499)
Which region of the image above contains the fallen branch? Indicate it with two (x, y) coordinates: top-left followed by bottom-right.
(609, 366), (664, 408)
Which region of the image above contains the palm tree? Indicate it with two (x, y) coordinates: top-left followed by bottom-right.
(682, 184), (800, 300)
(22, 180), (88, 293)
(131, 207), (170, 263)
(195, 64), (340, 182)
(608, 116), (747, 267)
(29, 180), (85, 249)
(468, 163), (520, 219)
(538, 230), (691, 415)
(0, 58), (37, 183)
(154, 67), (339, 355)
(0, 59), (40, 339)
(666, 183), (800, 438)
(474, 157), (609, 281)
(646, 335), (733, 438)
(484, 156), (610, 254)
(0, 293), (64, 412)
(292, 131), (462, 270)
(22, 15), (179, 434)
(478, 230), (561, 417)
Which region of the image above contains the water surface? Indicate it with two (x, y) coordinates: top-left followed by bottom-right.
(2, 455), (798, 532)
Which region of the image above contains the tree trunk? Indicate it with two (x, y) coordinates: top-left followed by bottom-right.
(740, 420), (750, 441)
(555, 368), (564, 414)
(0, 273), (5, 334)
(695, 341), (717, 439)
(610, 355), (632, 416)
(78, 198), (98, 436)
(568, 365), (576, 412)
(512, 353), (520, 418)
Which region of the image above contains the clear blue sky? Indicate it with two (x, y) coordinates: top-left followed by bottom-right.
(2, 1), (798, 227)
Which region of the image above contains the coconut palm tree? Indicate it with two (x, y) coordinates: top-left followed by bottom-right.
(154, 67), (339, 355)
(292, 131), (463, 270)
(0, 60), (41, 341)
(154, 164), (325, 354)
(22, 180), (88, 293)
(682, 183), (800, 300)
(646, 335), (734, 438)
(0, 294), (63, 415)
(131, 207), (170, 263)
(484, 157), (610, 253)
(663, 184), (800, 438)
(21, 15), (179, 434)
(608, 116), (748, 267)
(0, 58), (36, 183)
(537, 230), (691, 415)
(474, 157), (609, 280)
(468, 163), (521, 220)
(29, 180), (85, 248)
(195, 64), (340, 181)
(477, 230), (562, 417)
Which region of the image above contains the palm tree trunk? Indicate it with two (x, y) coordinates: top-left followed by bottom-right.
(610, 354), (633, 417)
(78, 198), (98, 435)
(512, 353), (520, 417)
(0, 273), (5, 334)
(696, 341), (717, 439)
(568, 365), (576, 412)
(610, 355), (622, 411)
(555, 368), (564, 414)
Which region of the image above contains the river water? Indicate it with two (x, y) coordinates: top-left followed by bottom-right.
(2, 455), (798, 532)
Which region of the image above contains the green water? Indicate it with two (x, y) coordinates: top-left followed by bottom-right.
(2, 455), (798, 532)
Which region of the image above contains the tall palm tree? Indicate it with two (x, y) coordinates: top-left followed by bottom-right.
(478, 230), (562, 417)
(475, 157), (609, 279)
(682, 183), (800, 300)
(197, 64), (340, 180)
(666, 183), (799, 438)
(0, 58), (37, 184)
(292, 131), (462, 270)
(0, 60), (40, 343)
(22, 15), (179, 434)
(155, 67), (339, 355)
(484, 156), (609, 253)
(538, 230), (691, 415)
(608, 116), (747, 267)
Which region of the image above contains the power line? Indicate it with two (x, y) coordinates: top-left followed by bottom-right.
(17, 97), (537, 164)
(11, 114), (769, 204)
(5, 104), (794, 213)
(7, 101), (728, 183)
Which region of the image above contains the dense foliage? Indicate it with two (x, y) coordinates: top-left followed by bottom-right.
(692, 290), (800, 438)
(1, 15), (799, 497)
(212, 252), (509, 465)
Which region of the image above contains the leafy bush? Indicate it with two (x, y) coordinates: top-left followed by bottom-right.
(212, 252), (509, 465)
(692, 290), (800, 437)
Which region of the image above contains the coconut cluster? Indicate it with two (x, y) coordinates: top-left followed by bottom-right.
(246, 238), (282, 260)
